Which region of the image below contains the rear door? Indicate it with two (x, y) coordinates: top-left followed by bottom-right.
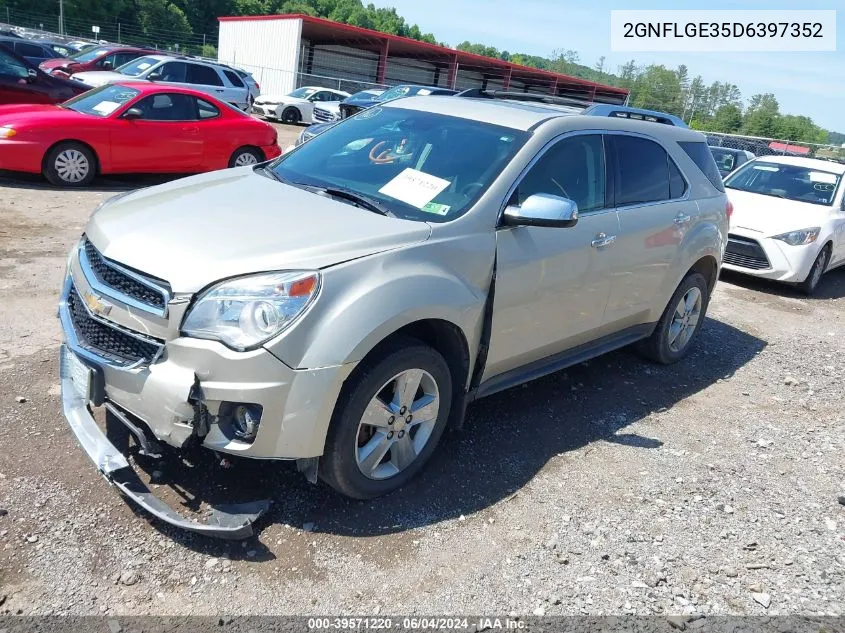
(483, 133), (619, 381)
(14, 41), (51, 64)
(185, 63), (230, 103)
(603, 133), (694, 327)
(109, 93), (203, 172)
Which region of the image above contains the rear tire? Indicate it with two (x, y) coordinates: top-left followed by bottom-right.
(320, 338), (453, 499)
(228, 146), (264, 168)
(638, 272), (709, 365)
(797, 245), (830, 296)
(43, 141), (96, 187)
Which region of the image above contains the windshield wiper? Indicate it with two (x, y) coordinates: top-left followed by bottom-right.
(313, 186), (393, 216)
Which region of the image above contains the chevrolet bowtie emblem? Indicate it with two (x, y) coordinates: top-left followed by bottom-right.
(82, 289), (113, 317)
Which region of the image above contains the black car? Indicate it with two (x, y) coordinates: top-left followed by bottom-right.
(339, 84), (458, 119)
(709, 146), (756, 178)
(0, 44), (90, 104)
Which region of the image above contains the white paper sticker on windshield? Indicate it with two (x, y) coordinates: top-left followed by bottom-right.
(417, 88), (432, 96)
(378, 168), (450, 208)
(92, 101), (120, 115)
(136, 62), (152, 70)
(809, 171), (837, 184)
(752, 165), (779, 172)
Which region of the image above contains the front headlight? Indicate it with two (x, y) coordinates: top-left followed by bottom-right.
(181, 271), (320, 351)
(772, 228), (820, 246)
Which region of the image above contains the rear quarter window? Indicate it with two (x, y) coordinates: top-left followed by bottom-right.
(679, 141), (725, 192)
(223, 69), (244, 87)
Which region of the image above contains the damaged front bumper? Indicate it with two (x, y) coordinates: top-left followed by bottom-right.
(60, 344), (270, 539)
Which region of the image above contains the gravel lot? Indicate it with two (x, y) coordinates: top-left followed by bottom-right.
(0, 122), (843, 619)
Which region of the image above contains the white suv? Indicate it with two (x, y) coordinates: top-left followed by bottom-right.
(73, 55), (251, 110)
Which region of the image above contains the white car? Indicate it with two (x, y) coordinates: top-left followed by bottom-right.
(723, 155), (845, 295)
(252, 86), (350, 124)
(73, 55), (251, 110)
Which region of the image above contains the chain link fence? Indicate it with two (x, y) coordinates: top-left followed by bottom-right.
(705, 132), (845, 164)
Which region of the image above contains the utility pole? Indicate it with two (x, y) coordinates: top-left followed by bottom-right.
(118, 23), (121, 43)
(58, 0), (64, 35)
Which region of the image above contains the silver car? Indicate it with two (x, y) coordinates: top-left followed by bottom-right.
(59, 95), (729, 537)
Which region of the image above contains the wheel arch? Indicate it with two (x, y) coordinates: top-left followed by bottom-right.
(41, 139), (101, 175)
(688, 254), (719, 294)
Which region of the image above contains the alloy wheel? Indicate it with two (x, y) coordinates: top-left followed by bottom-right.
(354, 369), (440, 480)
(667, 287), (702, 353)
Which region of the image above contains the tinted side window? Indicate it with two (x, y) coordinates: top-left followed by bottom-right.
(134, 93), (197, 121)
(612, 135), (670, 206)
(514, 134), (606, 212)
(187, 64), (223, 86)
(679, 140), (725, 191)
(112, 52), (138, 67)
(15, 42), (45, 57)
(223, 69), (244, 87)
(669, 158), (687, 198)
(197, 98), (220, 119)
(157, 61), (187, 82)
(0, 49), (28, 78)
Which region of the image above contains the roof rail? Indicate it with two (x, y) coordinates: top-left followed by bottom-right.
(456, 89), (592, 109)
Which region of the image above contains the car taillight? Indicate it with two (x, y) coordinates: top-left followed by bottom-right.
(726, 199), (734, 220)
(255, 82), (260, 90)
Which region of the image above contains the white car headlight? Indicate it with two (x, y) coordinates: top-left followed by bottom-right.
(772, 228), (820, 246)
(182, 271), (320, 351)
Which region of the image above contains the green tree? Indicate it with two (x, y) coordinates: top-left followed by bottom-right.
(137, 0), (193, 40)
(742, 93), (780, 137)
(709, 104), (743, 133)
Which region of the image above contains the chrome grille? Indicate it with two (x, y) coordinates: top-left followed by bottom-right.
(724, 235), (770, 270)
(82, 239), (169, 313)
(313, 107), (337, 123)
(66, 283), (163, 367)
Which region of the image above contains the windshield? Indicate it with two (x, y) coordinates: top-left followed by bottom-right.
(116, 56), (159, 76)
(70, 47), (109, 63)
(62, 84), (140, 117)
(711, 148), (737, 173)
(289, 87), (318, 99)
(268, 106), (528, 222)
(725, 161), (841, 206)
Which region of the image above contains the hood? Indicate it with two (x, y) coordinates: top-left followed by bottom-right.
(85, 168), (432, 293)
(256, 95), (307, 105)
(726, 188), (833, 236)
(72, 70), (128, 86)
(0, 104), (81, 125)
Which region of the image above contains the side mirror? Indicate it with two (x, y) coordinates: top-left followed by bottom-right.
(502, 193), (579, 228)
(26, 68), (38, 83)
(122, 107), (143, 120)
(102, 60), (112, 70)
(147, 72), (161, 81)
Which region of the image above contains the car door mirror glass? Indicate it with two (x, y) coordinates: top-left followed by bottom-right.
(122, 107), (143, 120)
(503, 193), (579, 228)
(148, 72), (161, 81)
(102, 60), (112, 70)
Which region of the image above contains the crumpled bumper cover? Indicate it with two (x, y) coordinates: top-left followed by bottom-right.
(60, 344), (270, 540)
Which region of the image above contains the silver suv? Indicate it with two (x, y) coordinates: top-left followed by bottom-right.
(59, 95), (728, 537)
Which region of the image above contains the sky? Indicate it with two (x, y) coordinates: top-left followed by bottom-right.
(368, 0), (844, 132)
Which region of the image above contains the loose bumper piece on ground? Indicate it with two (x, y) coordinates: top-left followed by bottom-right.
(60, 344), (271, 540)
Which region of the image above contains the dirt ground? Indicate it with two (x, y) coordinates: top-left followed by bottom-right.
(0, 124), (842, 619)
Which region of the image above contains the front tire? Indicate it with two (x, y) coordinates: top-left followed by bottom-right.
(320, 339), (453, 499)
(43, 142), (96, 187)
(638, 272), (709, 364)
(281, 106), (301, 124)
(228, 146), (264, 168)
(797, 245), (830, 296)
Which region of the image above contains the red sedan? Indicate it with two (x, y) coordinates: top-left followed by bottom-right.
(39, 46), (154, 78)
(0, 82), (281, 186)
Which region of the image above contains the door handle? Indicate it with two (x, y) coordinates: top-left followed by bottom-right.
(182, 126), (199, 133)
(591, 233), (617, 248)
(214, 88), (225, 92)
(674, 213), (692, 225)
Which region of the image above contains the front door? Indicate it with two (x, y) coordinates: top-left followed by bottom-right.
(483, 133), (619, 381)
(110, 93), (203, 172)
